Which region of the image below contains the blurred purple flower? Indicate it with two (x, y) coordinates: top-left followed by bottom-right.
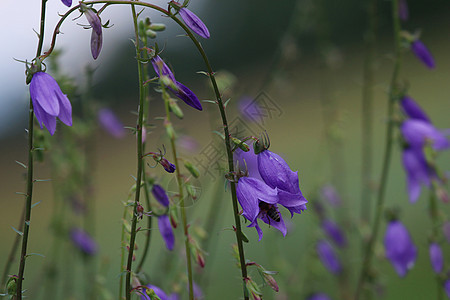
(140, 284), (167, 300)
(429, 243), (443, 273)
(398, 0), (409, 21)
(98, 108), (125, 138)
(445, 279), (450, 299)
(400, 96), (431, 123)
(384, 220), (417, 277)
(238, 96), (262, 122)
(158, 215), (174, 250)
(61, 0), (72, 7)
(443, 221), (450, 243)
(151, 55), (202, 111)
(411, 39), (435, 69)
(179, 7), (210, 39)
(152, 184), (170, 207)
(401, 119), (449, 151)
(192, 282), (203, 299)
(177, 135), (199, 153)
(402, 147), (433, 203)
(316, 239), (341, 274)
(322, 220), (347, 248)
(320, 185), (341, 207)
(30, 72), (72, 135)
(307, 293), (332, 300)
(82, 5), (103, 59)
(257, 149), (308, 216)
(70, 228), (98, 255)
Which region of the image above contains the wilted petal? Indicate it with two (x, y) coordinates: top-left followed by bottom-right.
(152, 184), (170, 207)
(384, 220), (417, 277)
(322, 220), (347, 248)
(70, 228), (98, 255)
(400, 95), (431, 123)
(316, 240), (341, 274)
(429, 243), (443, 273)
(411, 39), (435, 69)
(179, 8), (210, 39)
(98, 108), (125, 138)
(158, 215), (174, 250)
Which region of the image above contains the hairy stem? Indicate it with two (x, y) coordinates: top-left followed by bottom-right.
(355, 0), (402, 298)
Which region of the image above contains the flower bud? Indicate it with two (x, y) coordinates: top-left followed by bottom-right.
(169, 98), (184, 119)
(165, 121), (176, 140)
(262, 271), (279, 292)
(184, 161), (200, 178)
(145, 29), (157, 39)
(6, 275), (18, 296)
(150, 23), (166, 31)
(169, 206), (178, 228)
(152, 184), (170, 207)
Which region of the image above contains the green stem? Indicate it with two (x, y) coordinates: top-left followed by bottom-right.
(429, 187), (444, 300)
(124, 4), (145, 299)
(355, 0), (402, 298)
(118, 201), (130, 300)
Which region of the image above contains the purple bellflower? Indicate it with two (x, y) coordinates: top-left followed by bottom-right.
(445, 279), (450, 299)
(82, 5), (103, 60)
(320, 184), (342, 207)
(29, 72), (72, 135)
(140, 284), (167, 300)
(178, 7), (210, 39)
(152, 184), (170, 207)
(429, 243), (443, 273)
(401, 119), (449, 151)
(322, 219), (347, 248)
(70, 228), (98, 255)
(384, 220), (417, 277)
(151, 55), (202, 111)
(411, 39), (435, 69)
(98, 108), (125, 138)
(306, 293), (332, 300)
(398, 0), (409, 21)
(402, 147), (433, 203)
(400, 96), (431, 123)
(316, 239), (342, 274)
(160, 157), (176, 173)
(158, 215), (174, 250)
(61, 0), (72, 7)
(235, 143), (264, 181)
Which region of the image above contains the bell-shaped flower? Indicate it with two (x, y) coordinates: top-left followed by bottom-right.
(179, 7), (210, 39)
(151, 55), (202, 111)
(401, 119), (449, 151)
(152, 184), (170, 207)
(321, 220), (347, 248)
(445, 279), (450, 299)
(70, 228), (98, 255)
(384, 220), (417, 277)
(140, 284), (168, 300)
(402, 147), (434, 203)
(29, 72), (72, 135)
(429, 242), (443, 273)
(316, 239), (342, 274)
(158, 215), (174, 250)
(82, 5), (103, 60)
(411, 39), (435, 69)
(257, 149), (308, 216)
(98, 108), (125, 138)
(400, 96), (431, 123)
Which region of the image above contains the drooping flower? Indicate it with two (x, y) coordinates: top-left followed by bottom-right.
(29, 72), (72, 135)
(321, 220), (347, 248)
(61, 0), (72, 7)
(70, 228), (98, 255)
(445, 279), (450, 299)
(401, 119), (449, 151)
(411, 39), (435, 69)
(320, 184), (341, 207)
(98, 108), (125, 138)
(400, 96), (431, 123)
(158, 215), (174, 250)
(398, 0), (409, 21)
(402, 147), (433, 203)
(151, 55), (202, 111)
(384, 220), (417, 277)
(140, 284), (167, 300)
(306, 293), (332, 300)
(257, 149), (308, 216)
(159, 157), (176, 173)
(316, 239), (341, 274)
(429, 243), (443, 273)
(178, 7), (210, 39)
(152, 184), (170, 207)
(81, 4), (103, 60)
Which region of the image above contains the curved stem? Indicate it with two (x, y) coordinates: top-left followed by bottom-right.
(355, 0), (402, 298)
(124, 4), (145, 299)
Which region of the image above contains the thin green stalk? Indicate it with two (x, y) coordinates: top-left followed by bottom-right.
(124, 4), (146, 299)
(118, 201), (130, 300)
(355, 0), (402, 298)
(429, 187), (444, 300)
(361, 0), (377, 226)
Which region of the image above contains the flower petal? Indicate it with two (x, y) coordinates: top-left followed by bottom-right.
(30, 72), (60, 116)
(179, 8), (210, 39)
(172, 81), (202, 111)
(158, 215), (174, 251)
(384, 221), (417, 277)
(400, 96), (431, 123)
(56, 90), (72, 126)
(411, 39), (435, 69)
(151, 56), (176, 81)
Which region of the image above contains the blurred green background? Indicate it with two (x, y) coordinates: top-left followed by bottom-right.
(1, 0), (450, 299)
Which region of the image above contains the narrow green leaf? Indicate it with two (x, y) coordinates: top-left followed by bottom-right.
(26, 253), (45, 258)
(31, 201), (41, 209)
(11, 226), (23, 236)
(15, 161), (27, 169)
(223, 98), (232, 108)
(196, 71), (210, 77)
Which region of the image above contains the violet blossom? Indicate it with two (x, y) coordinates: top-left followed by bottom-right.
(151, 55), (202, 111)
(98, 108), (125, 138)
(316, 239), (342, 274)
(29, 72), (72, 135)
(61, 0), (72, 7)
(411, 39), (435, 69)
(429, 243), (443, 273)
(159, 157), (176, 173)
(320, 184), (341, 207)
(158, 215), (174, 250)
(384, 220), (417, 277)
(402, 147), (433, 203)
(445, 279), (450, 299)
(178, 7), (210, 39)
(307, 293), (332, 300)
(321, 219), (347, 248)
(400, 96), (431, 123)
(401, 119), (449, 151)
(140, 284), (178, 300)
(152, 184), (170, 207)
(70, 228), (98, 255)
(81, 4), (103, 60)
